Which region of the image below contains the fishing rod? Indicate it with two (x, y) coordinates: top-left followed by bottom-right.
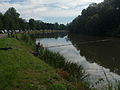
(45, 39), (112, 48)
(46, 44), (72, 48)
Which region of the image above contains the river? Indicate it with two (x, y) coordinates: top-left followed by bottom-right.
(35, 32), (120, 89)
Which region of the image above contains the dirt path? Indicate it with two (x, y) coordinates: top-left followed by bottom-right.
(0, 34), (7, 39)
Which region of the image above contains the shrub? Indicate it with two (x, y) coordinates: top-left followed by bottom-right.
(56, 69), (69, 80)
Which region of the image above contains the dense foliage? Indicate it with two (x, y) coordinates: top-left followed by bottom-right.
(67, 0), (120, 36)
(1, 7), (29, 31)
(0, 7), (65, 32)
(29, 19), (66, 30)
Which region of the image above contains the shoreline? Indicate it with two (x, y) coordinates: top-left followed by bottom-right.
(0, 33), (91, 90)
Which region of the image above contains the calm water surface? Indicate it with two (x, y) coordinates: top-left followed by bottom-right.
(36, 33), (120, 89)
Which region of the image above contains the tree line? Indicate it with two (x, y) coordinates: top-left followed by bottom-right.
(29, 19), (65, 31)
(67, 0), (120, 36)
(0, 7), (66, 32)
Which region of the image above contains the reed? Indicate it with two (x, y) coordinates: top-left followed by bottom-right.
(39, 48), (88, 82)
(116, 82), (120, 90)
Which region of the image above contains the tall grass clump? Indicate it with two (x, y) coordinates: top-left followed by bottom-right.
(39, 48), (88, 82)
(116, 82), (120, 90)
(39, 49), (65, 68)
(63, 62), (87, 82)
(17, 32), (36, 50)
(20, 33), (33, 43)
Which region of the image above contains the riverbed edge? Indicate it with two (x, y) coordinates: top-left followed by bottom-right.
(0, 33), (91, 89)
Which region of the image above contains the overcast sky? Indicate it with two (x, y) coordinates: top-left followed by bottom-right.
(0, 0), (104, 24)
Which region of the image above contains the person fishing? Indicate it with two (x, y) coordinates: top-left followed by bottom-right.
(32, 42), (44, 56)
(35, 42), (41, 56)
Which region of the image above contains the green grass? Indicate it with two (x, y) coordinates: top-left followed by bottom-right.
(6, 32), (120, 90)
(0, 31), (94, 90)
(0, 38), (72, 90)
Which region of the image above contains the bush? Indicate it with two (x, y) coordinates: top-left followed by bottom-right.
(56, 69), (69, 80)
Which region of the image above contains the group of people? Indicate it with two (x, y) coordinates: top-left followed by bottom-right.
(7, 30), (14, 37)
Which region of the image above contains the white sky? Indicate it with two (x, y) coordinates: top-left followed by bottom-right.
(0, 0), (104, 24)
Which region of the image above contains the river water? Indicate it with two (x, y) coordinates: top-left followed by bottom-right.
(35, 32), (120, 89)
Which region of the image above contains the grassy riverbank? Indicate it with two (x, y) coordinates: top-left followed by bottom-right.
(0, 35), (90, 90)
(0, 38), (64, 89)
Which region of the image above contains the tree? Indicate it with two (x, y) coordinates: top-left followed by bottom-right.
(54, 22), (59, 30)
(18, 18), (29, 31)
(0, 13), (3, 29)
(0, 7), (66, 31)
(3, 7), (20, 30)
(29, 19), (36, 30)
(67, 0), (120, 36)
(2, 15), (10, 30)
(59, 24), (65, 30)
(35, 20), (43, 30)
(4, 7), (20, 19)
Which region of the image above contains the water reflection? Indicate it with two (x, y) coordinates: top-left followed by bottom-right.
(68, 34), (120, 75)
(36, 33), (120, 89)
(31, 32), (67, 39)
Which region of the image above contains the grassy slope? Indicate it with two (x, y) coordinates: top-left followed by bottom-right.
(0, 38), (70, 90)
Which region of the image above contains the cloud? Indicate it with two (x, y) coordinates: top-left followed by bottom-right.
(0, 0), (10, 2)
(0, 0), (104, 23)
